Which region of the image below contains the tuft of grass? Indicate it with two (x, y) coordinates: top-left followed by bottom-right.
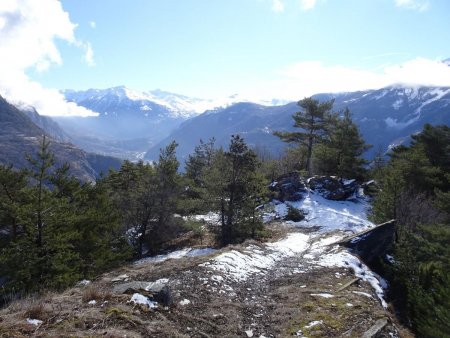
(22, 299), (47, 321)
(82, 286), (111, 304)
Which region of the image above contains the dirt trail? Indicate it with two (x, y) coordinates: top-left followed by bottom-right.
(0, 210), (407, 337)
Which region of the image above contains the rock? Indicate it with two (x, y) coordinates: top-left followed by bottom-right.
(308, 176), (358, 200)
(112, 281), (154, 294)
(111, 274), (129, 282)
(270, 172), (307, 201)
(112, 279), (172, 306)
(362, 318), (388, 338)
(153, 285), (172, 307)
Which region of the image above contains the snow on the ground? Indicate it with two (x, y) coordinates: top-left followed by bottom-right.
(135, 247), (216, 265)
(304, 320), (323, 329)
(199, 190), (389, 307)
(317, 250), (388, 307)
(200, 233), (310, 282)
(26, 318), (43, 326)
(310, 293), (335, 298)
(190, 212), (220, 224)
(129, 293), (158, 308)
(273, 190), (374, 233)
(179, 298), (191, 306)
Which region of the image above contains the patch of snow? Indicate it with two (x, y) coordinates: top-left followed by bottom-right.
(374, 89), (389, 100)
(26, 318), (43, 326)
(304, 320), (323, 328)
(140, 105), (152, 111)
(129, 293), (157, 308)
(179, 299), (191, 306)
(111, 274), (129, 282)
(187, 248), (217, 257)
(77, 279), (91, 286)
(200, 233), (310, 282)
(245, 329), (254, 337)
(275, 190), (374, 233)
(346, 303), (353, 307)
(353, 291), (374, 299)
(403, 87), (419, 100)
(190, 212), (220, 224)
(392, 98), (403, 110)
(135, 247), (216, 265)
(310, 293), (334, 298)
(88, 300), (97, 305)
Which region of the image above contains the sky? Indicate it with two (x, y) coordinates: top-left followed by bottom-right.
(1, 0), (450, 116)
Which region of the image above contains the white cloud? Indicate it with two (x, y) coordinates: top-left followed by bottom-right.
(90, 20), (96, 28)
(394, 0), (429, 11)
(243, 58), (450, 102)
(0, 0), (97, 116)
(82, 42), (95, 67)
(272, 0), (285, 12)
(299, 0), (317, 10)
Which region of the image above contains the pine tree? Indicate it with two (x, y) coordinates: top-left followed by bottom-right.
(274, 97), (335, 176)
(370, 124), (450, 337)
(204, 135), (267, 244)
(185, 138), (216, 184)
(1, 136), (132, 295)
(315, 108), (371, 179)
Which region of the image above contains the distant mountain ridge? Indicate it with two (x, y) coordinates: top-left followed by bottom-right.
(0, 96), (121, 181)
(144, 85), (450, 162)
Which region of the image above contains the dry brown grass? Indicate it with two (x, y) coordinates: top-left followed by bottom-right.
(81, 285), (111, 304)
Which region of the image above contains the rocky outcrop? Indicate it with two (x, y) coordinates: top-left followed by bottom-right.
(336, 220), (396, 266)
(308, 176), (358, 200)
(270, 172), (307, 201)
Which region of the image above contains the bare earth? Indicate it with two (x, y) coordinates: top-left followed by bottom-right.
(0, 222), (411, 338)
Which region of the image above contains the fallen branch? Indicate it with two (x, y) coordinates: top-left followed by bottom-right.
(336, 277), (360, 292)
(330, 220), (396, 246)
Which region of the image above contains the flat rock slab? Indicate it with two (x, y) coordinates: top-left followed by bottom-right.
(113, 280), (168, 294)
(362, 318), (388, 338)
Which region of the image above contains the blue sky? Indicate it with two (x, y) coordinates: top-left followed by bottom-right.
(1, 0), (450, 115)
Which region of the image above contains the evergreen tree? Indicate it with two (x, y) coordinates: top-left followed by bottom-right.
(0, 165), (27, 241)
(153, 141), (182, 253)
(315, 108), (371, 179)
(204, 135), (267, 244)
(107, 161), (158, 257)
(185, 138), (216, 184)
(370, 124), (450, 337)
(274, 97), (335, 176)
(0, 136), (131, 295)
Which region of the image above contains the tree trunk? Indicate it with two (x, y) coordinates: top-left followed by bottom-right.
(306, 136), (314, 177)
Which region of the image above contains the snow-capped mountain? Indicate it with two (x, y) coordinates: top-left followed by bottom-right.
(64, 86), (208, 118)
(58, 86), (288, 159)
(144, 85), (450, 162)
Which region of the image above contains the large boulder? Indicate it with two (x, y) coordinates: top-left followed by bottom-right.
(270, 172), (307, 201)
(308, 176), (358, 200)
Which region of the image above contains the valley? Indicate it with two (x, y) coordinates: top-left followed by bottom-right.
(43, 85), (450, 162)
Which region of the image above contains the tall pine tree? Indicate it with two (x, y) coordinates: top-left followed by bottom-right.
(274, 97), (334, 176)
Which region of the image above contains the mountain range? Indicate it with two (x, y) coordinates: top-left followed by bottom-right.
(144, 85), (450, 161)
(57, 84), (450, 164)
(2, 83), (449, 179)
